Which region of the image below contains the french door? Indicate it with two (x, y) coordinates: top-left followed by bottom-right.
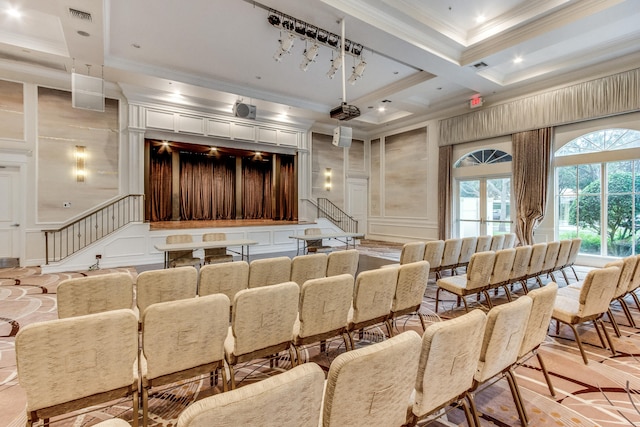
(458, 177), (511, 237)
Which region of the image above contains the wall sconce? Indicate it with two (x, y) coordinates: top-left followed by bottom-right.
(75, 145), (86, 182)
(324, 168), (332, 191)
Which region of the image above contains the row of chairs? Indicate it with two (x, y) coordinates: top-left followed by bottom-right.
(56, 250), (360, 321)
(434, 239), (583, 312)
(19, 260), (428, 427)
(177, 283), (560, 427)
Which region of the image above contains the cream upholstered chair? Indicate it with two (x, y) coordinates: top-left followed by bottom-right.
(489, 234), (505, 251)
(136, 266), (198, 319)
(399, 241), (427, 264)
(437, 238), (463, 278)
(435, 251), (496, 313)
(552, 265), (621, 364)
(177, 363), (325, 427)
(455, 236), (478, 272)
(140, 294), (230, 426)
(539, 240), (561, 280)
(304, 227), (331, 253)
(618, 254), (640, 328)
(521, 242), (547, 293)
(475, 235), (492, 253)
(57, 272), (134, 318)
(516, 282), (558, 397)
(321, 331), (421, 427)
(16, 309), (139, 427)
(562, 238), (583, 282)
(292, 274), (354, 363)
(488, 248), (516, 304)
(550, 239), (572, 283)
(166, 234), (201, 268)
(248, 256), (292, 288)
(503, 233), (517, 249)
(198, 261), (249, 314)
(202, 232), (233, 264)
(470, 296), (533, 427)
(406, 309), (487, 427)
(225, 281), (299, 388)
(290, 253), (328, 287)
(346, 266), (399, 348)
(387, 260), (430, 334)
(326, 248), (359, 277)
(423, 240), (444, 279)
(507, 245), (533, 291)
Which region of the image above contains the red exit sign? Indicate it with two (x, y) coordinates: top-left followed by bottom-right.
(470, 97), (483, 108)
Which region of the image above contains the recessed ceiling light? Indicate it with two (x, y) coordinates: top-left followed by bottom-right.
(77, 30), (90, 37)
(513, 56), (523, 64)
(7, 7), (21, 18)
(475, 15), (486, 23)
(378, 106), (385, 112)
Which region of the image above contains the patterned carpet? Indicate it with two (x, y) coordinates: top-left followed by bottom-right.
(1, 249), (640, 426)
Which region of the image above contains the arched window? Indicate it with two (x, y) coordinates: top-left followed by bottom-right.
(454, 149), (512, 167)
(555, 128), (640, 257)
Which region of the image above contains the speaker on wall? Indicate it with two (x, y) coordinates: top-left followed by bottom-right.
(332, 126), (352, 148)
(234, 102), (257, 119)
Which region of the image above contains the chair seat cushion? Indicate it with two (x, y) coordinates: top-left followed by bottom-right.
(552, 294), (581, 324)
(436, 275), (469, 296)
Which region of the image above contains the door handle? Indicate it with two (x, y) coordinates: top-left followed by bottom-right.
(11, 223), (19, 227)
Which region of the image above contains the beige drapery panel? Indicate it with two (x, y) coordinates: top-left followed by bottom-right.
(277, 156), (296, 220)
(242, 160), (273, 219)
(149, 152), (172, 221)
(512, 128), (552, 246)
(438, 145), (452, 240)
(440, 68), (640, 145)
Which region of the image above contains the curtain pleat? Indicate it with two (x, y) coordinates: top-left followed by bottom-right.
(512, 128), (552, 245)
(438, 145), (452, 240)
(149, 151), (172, 221)
(242, 159), (272, 219)
(278, 156), (295, 220)
(180, 153), (215, 220)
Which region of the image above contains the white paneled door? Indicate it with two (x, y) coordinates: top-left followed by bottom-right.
(0, 167), (20, 260)
(346, 178), (368, 234)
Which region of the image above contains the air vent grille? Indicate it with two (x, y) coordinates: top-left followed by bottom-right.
(69, 8), (92, 21)
(472, 61), (488, 70)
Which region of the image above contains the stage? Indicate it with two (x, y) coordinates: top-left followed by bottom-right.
(149, 219), (311, 231)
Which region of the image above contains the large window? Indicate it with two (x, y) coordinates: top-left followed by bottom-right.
(556, 128), (640, 257)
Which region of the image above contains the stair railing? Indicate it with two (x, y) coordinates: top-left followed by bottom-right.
(43, 194), (144, 264)
(317, 198), (359, 233)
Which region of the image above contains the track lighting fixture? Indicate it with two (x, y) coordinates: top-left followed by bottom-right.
(327, 56), (341, 79)
(300, 43), (319, 71)
(348, 59), (366, 85)
(273, 33), (295, 62)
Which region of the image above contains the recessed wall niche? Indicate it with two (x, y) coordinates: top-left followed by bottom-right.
(0, 79), (24, 140)
(37, 87), (119, 222)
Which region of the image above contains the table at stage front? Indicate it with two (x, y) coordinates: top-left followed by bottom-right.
(289, 232), (364, 255)
(154, 239), (259, 268)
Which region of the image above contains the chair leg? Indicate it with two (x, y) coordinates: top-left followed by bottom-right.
(632, 291), (640, 312)
(570, 265), (579, 281)
(520, 279), (529, 294)
(619, 298), (637, 328)
(592, 319), (608, 349)
(221, 363), (229, 392)
(460, 295), (469, 312)
(288, 345), (297, 368)
(385, 319), (395, 337)
(229, 364), (236, 389)
(535, 350), (556, 397)
(294, 345), (303, 366)
(460, 396), (477, 427)
(596, 318), (617, 357)
(142, 387), (149, 427)
(564, 321), (590, 364)
(607, 308), (622, 337)
(560, 268), (570, 285)
(341, 332), (351, 351)
(417, 311), (427, 332)
(502, 285), (513, 302)
(482, 290), (493, 309)
(133, 389), (140, 427)
(505, 369), (529, 426)
(467, 391), (482, 427)
(435, 287), (441, 313)
(549, 271), (557, 283)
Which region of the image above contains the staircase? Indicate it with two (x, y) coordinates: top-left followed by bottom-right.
(317, 198), (359, 233)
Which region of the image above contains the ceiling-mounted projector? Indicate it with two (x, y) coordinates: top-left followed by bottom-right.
(330, 103), (360, 121)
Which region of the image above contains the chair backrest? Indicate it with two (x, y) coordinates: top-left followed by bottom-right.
(627, 254), (640, 293)
(322, 331), (421, 427)
(400, 241), (427, 264)
(230, 281), (299, 357)
(177, 363), (325, 427)
(577, 265), (621, 318)
(57, 272), (134, 318)
(457, 236), (478, 266)
(198, 261), (249, 306)
(16, 309), (138, 415)
(489, 248), (516, 286)
(503, 233), (517, 249)
(412, 309), (487, 418)
(554, 240), (572, 269)
(611, 256), (637, 299)
(526, 243), (547, 275)
(296, 274), (354, 340)
(166, 234), (198, 266)
(290, 253), (328, 287)
(519, 282), (558, 357)
(391, 261), (430, 313)
(141, 294), (230, 382)
(326, 249), (359, 277)
(566, 238), (582, 265)
(465, 251), (496, 291)
(490, 234), (505, 251)
(136, 266), (198, 315)
(509, 245), (532, 281)
(248, 256), (292, 288)
(476, 235), (492, 253)
(202, 232), (230, 260)
(541, 241), (561, 272)
(305, 227), (324, 251)
(441, 238), (462, 268)
(475, 296), (533, 383)
(423, 240), (444, 269)
(350, 267), (398, 326)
